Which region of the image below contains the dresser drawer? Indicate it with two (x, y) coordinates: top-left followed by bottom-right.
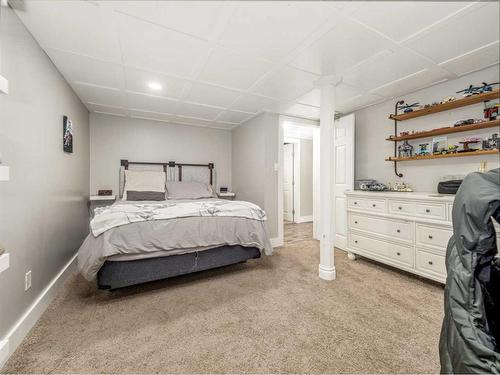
(349, 232), (413, 267)
(349, 213), (412, 242)
(447, 204), (453, 222)
(416, 202), (446, 220)
(416, 224), (452, 251)
(347, 197), (386, 213)
(416, 249), (446, 279)
(388, 200), (416, 216)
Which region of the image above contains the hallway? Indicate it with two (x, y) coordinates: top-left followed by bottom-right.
(284, 222), (314, 245)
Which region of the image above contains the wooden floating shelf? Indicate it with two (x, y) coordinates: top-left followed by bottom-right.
(386, 119), (500, 141)
(386, 149), (499, 162)
(389, 90), (500, 121)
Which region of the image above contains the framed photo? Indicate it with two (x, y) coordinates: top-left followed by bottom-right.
(63, 115), (73, 153)
(432, 136), (448, 154)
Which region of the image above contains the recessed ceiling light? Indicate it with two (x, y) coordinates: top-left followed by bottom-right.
(147, 82), (162, 91)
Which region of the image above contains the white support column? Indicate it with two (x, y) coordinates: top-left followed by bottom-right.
(317, 76), (340, 280)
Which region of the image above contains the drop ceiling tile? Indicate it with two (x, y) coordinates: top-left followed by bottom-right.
(45, 48), (124, 89)
(403, 2), (500, 64)
(119, 14), (212, 78)
(342, 49), (432, 90)
(291, 20), (393, 75)
(282, 103), (320, 120)
(297, 89), (321, 107)
(251, 66), (319, 101)
(216, 110), (253, 124)
(129, 109), (176, 123)
(439, 42), (500, 76)
(186, 83), (241, 108)
(73, 83), (126, 108)
(336, 84), (365, 102)
(198, 47), (275, 90)
(229, 94), (280, 114)
(177, 102), (223, 121)
(15, 1), (122, 62)
(351, 2), (473, 42)
(126, 91), (179, 114)
(336, 93), (385, 113)
(370, 68), (452, 98)
(218, 2), (334, 61)
(174, 115), (214, 128)
(124, 67), (188, 99)
(87, 102), (128, 116)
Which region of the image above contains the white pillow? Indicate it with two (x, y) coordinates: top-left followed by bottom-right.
(166, 181), (214, 200)
(123, 170), (166, 200)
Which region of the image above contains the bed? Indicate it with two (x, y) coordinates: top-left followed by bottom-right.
(77, 160), (273, 290)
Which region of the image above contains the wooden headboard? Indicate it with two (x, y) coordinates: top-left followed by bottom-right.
(120, 159), (214, 185)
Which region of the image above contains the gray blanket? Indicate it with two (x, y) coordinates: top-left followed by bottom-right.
(78, 201), (273, 281)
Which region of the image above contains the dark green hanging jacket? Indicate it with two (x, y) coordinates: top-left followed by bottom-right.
(439, 168), (500, 373)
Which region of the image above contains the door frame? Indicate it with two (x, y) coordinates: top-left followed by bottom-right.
(283, 138), (301, 223)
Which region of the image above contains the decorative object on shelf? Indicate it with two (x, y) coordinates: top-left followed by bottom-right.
(454, 118), (475, 127)
(441, 96), (456, 104)
(417, 142), (431, 156)
(355, 179), (376, 190)
(459, 137), (481, 152)
(98, 190), (113, 196)
(432, 136), (448, 154)
(359, 181), (388, 191)
(398, 102), (420, 113)
(484, 100), (499, 120)
(456, 82), (499, 97)
(482, 133), (499, 150)
(389, 182), (413, 192)
(63, 115), (73, 153)
(398, 140), (413, 158)
(446, 145), (459, 154)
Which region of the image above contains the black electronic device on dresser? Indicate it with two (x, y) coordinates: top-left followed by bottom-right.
(438, 180), (463, 194)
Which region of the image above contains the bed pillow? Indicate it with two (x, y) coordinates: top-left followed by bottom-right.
(166, 181), (214, 200)
(123, 170), (166, 200)
(126, 191), (166, 201)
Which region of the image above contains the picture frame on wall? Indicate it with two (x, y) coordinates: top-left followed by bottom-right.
(63, 115), (73, 153)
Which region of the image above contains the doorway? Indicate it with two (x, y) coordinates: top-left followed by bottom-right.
(283, 141), (297, 223)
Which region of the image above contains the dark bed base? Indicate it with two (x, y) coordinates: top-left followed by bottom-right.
(97, 245), (261, 290)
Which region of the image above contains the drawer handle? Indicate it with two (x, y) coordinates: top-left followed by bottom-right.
(425, 209), (431, 213)
(354, 240), (358, 244)
(372, 204), (376, 207)
(398, 206), (402, 210)
(428, 235), (433, 239)
(396, 229), (401, 233)
(428, 261), (433, 265)
(397, 252), (401, 256)
(354, 202), (358, 205)
(354, 221), (358, 224)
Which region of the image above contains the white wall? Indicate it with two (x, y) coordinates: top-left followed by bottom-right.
(354, 65), (500, 192)
(90, 113), (232, 194)
(232, 112), (280, 239)
(0, 6), (89, 344)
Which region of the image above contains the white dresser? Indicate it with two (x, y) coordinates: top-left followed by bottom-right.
(346, 191), (459, 283)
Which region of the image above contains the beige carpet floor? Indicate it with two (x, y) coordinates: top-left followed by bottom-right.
(2, 226), (444, 374)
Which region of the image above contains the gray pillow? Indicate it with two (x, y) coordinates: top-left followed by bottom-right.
(126, 190), (165, 201)
(166, 181), (214, 200)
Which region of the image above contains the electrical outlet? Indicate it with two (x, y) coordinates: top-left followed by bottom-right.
(25, 271), (31, 291)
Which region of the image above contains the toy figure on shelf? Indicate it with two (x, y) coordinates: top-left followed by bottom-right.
(441, 96), (456, 104)
(459, 137), (481, 152)
(447, 145), (459, 154)
(454, 119), (474, 127)
(482, 133), (499, 150)
(484, 103), (499, 120)
(457, 84), (481, 97)
(398, 140), (414, 158)
(399, 131), (410, 136)
(417, 143), (430, 156)
(477, 82), (499, 93)
(398, 102), (420, 113)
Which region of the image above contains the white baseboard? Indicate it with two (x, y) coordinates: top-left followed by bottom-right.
(0, 253), (77, 369)
(295, 215), (313, 223)
(270, 237), (283, 248)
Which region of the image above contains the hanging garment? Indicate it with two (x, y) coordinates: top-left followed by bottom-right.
(439, 168), (500, 373)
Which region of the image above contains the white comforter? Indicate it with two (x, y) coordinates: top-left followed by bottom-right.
(91, 199), (267, 236)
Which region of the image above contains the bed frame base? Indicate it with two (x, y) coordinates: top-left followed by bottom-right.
(97, 246), (261, 290)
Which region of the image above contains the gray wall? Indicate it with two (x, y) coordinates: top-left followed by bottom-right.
(0, 7), (89, 339)
(354, 65), (500, 192)
(90, 113), (232, 194)
(300, 138), (313, 217)
(232, 112), (279, 238)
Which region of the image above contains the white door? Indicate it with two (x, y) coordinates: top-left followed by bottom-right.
(334, 114), (355, 250)
(283, 143), (294, 222)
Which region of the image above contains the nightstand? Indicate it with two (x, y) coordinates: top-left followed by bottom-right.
(89, 195), (116, 218)
(217, 192), (236, 200)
